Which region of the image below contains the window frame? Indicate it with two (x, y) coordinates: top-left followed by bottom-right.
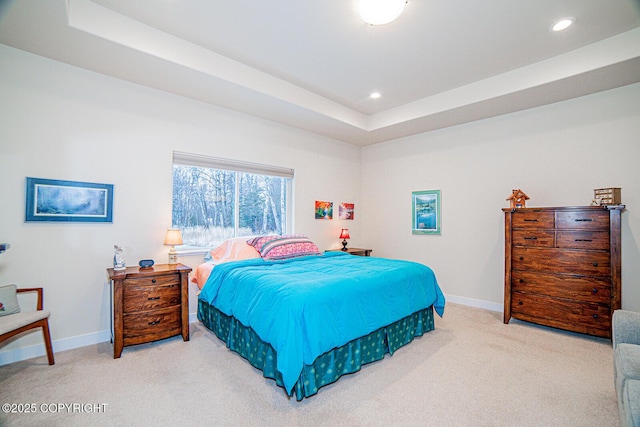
(172, 151), (294, 255)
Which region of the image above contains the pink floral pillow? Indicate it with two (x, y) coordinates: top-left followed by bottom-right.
(247, 235), (321, 260)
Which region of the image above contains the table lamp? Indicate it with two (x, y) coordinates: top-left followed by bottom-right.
(339, 228), (350, 251)
(163, 228), (183, 264)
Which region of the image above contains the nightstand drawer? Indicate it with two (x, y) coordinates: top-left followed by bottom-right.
(123, 306), (181, 345)
(123, 282), (180, 312)
(123, 274), (179, 289)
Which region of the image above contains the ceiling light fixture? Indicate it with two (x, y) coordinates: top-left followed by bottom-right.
(357, 0), (407, 25)
(370, 92), (381, 99)
(551, 17), (574, 32)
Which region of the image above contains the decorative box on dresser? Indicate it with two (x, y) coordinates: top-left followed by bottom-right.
(107, 263), (192, 358)
(503, 205), (624, 338)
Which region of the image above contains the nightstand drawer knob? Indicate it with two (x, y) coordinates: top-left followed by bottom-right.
(151, 279), (157, 283)
(519, 257), (524, 261)
(148, 320), (160, 326)
(148, 296), (160, 301)
(592, 314), (598, 319)
(592, 288), (598, 294)
(592, 262), (598, 267)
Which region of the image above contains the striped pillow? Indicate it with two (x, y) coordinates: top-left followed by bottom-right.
(247, 235), (321, 260)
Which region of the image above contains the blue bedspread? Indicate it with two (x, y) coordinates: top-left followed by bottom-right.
(198, 251), (445, 394)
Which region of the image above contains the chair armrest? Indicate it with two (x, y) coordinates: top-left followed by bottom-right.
(16, 287), (44, 311)
(612, 309), (640, 348)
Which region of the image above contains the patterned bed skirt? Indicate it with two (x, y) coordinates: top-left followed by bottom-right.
(197, 300), (435, 400)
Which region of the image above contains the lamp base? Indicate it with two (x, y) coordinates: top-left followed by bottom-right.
(168, 248), (178, 264)
(341, 240), (348, 251)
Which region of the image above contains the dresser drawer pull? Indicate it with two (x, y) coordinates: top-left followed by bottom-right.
(519, 279), (525, 283)
(148, 320), (160, 326)
(592, 288), (598, 294)
(524, 237), (538, 240)
(523, 219), (538, 222)
(592, 314), (598, 319)
(575, 218), (593, 222)
(148, 296), (160, 301)
(575, 239), (593, 242)
(519, 256), (524, 261)
(151, 279), (157, 284)
(593, 262), (598, 266)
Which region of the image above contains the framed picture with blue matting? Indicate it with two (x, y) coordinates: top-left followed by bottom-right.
(25, 177), (113, 223)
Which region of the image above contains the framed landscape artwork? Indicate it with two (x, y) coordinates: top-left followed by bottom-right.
(25, 177), (114, 222)
(412, 190), (441, 235)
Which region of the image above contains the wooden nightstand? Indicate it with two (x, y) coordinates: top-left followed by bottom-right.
(107, 263), (192, 358)
(326, 248), (372, 256)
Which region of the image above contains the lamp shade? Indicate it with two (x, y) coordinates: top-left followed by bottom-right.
(357, 0), (406, 25)
(163, 228), (183, 246)
(339, 228), (350, 239)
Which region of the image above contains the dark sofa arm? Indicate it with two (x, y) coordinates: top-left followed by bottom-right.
(613, 309), (640, 348)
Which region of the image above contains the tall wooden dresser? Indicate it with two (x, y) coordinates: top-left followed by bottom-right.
(503, 205), (624, 338)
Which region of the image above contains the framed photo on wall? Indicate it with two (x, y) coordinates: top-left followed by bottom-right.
(412, 190), (440, 235)
(25, 177), (114, 222)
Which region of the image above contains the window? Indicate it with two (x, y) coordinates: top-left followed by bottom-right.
(172, 152), (293, 251)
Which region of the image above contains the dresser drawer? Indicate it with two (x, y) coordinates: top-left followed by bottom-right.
(511, 292), (611, 336)
(511, 211), (554, 229)
(511, 271), (610, 303)
(123, 306), (181, 345)
(512, 247), (611, 277)
(123, 282), (180, 313)
(512, 230), (555, 247)
(556, 231), (609, 250)
(555, 210), (609, 230)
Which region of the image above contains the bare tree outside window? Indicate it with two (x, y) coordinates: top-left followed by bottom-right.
(172, 164), (290, 249)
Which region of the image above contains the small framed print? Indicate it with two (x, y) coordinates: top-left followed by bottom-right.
(25, 177), (114, 223)
(412, 190), (440, 235)
(315, 200), (333, 220)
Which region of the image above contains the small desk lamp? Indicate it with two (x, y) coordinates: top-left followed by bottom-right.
(163, 228), (183, 264)
(339, 228), (350, 251)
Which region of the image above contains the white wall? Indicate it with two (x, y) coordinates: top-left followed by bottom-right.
(0, 45), (362, 363)
(2, 42), (639, 364)
(362, 83), (640, 312)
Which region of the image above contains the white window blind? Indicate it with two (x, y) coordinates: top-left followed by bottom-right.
(172, 151), (294, 179)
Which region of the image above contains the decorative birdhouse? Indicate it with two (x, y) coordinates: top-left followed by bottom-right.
(506, 189), (529, 209)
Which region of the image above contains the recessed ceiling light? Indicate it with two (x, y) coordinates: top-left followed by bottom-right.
(370, 92), (381, 99)
(551, 17), (574, 32)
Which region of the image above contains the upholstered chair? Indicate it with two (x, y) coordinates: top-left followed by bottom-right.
(0, 285), (55, 365)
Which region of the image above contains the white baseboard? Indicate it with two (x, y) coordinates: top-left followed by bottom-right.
(1, 300), (500, 365)
(0, 329), (112, 366)
(444, 294), (503, 313)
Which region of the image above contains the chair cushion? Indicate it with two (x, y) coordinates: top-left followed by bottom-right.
(0, 285), (20, 317)
(623, 379), (640, 427)
(617, 344), (640, 381)
(615, 344), (640, 427)
(0, 310), (50, 335)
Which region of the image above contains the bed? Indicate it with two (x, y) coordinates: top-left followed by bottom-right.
(194, 235), (445, 400)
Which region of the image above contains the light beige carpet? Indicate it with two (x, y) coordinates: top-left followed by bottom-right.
(0, 303), (618, 426)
